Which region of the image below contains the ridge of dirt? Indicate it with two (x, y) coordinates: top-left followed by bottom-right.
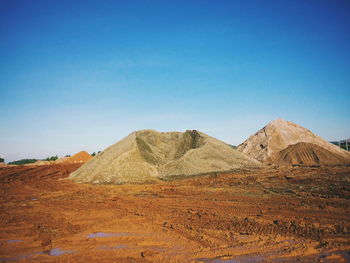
(69, 130), (262, 184)
(269, 142), (350, 167)
(55, 156), (69, 163)
(62, 151), (93, 164)
(237, 118), (350, 164)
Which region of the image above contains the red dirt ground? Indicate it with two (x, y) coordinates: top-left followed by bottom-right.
(62, 151), (92, 164)
(0, 164), (349, 262)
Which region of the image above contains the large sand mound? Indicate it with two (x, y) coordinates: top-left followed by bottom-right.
(269, 142), (350, 167)
(237, 118), (350, 163)
(69, 130), (262, 184)
(63, 151), (93, 164)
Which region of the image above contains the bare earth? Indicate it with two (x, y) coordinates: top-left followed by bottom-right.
(269, 142), (350, 167)
(0, 164), (350, 262)
(70, 130), (260, 184)
(237, 119), (350, 164)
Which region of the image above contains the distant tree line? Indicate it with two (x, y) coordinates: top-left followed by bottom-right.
(6, 150), (102, 165)
(0, 157), (4, 163)
(43, 155), (58, 161)
(8, 159), (38, 165)
(8, 155), (59, 165)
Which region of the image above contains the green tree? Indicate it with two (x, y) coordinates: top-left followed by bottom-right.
(8, 159), (38, 165)
(43, 155), (58, 161)
(91, 152), (96, 156)
(0, 157), (4, 163)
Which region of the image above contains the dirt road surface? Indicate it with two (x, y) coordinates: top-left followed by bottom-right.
(0, 164), (349, 262)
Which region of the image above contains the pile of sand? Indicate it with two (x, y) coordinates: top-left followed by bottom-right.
(69, 130), (262, 184)
(269, 142), (350, 166)
(238, 118), (350, 166)
(32, 160), (54, 166)
(55, 156), (69, 163)
(62, 151), (92, 164)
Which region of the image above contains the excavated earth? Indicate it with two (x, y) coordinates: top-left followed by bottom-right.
(61, 151), (93, 164)
(70, 130), (261, 184)
(1, 163), (350, 262)
(269, 142), (350, 167)
(237, 119), (350, 164)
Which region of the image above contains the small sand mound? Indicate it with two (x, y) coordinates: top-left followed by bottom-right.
(63, 151), (93, 164)
(269, 142), (350, 167)
(238, 118), (350, 163)
(55, 156), (69, 163)
(32, 160), (54, 166)
(69, 130), (262, 184)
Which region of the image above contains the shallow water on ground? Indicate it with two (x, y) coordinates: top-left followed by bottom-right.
(0, 248), (75, 262)
(6, 240), (22, 243)
(318, 251), (350, 262)
(44, 248), (75, 256)
(197, 256), (265, 263)
(87, 232), (130, 238)
(98, 244), (128, 250)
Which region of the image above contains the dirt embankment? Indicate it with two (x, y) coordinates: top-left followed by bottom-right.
(237, 118), (350, 166)
(269, 142), (350, 167)
(62, 151), (93, 164)
(70, 130), (261, 184)
(1, 164), (350, 262)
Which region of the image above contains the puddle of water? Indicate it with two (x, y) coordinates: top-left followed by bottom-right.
(6, 239), (23, 243)
(98, 244), (128, 250)
(0, 248), (75, 262)
(87, 232), (130, 238)
(197, 256), (265, 263)
(197, 259), (240, 263)
(44, 248), (75, 256)
(318, 251), (350, 262)
(31, 198), (38, 201)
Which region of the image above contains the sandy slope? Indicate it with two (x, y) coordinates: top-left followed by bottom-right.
(237, 118), (350, 164)
(70, 130), (261, 184)
(270, 142), (350, 166)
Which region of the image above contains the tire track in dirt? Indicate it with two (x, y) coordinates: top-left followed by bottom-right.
(170, 211), (331, 243)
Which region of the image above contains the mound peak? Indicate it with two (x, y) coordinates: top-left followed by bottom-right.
(63, 151), (93, 164)
(69, 129), (262, 184)
(237, 119), (350, 163)
(268, 118), (288, 125)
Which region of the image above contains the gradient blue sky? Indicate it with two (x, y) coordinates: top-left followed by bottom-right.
(1, 0), (350, 162)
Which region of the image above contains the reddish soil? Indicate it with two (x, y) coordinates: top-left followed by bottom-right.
(0, 164), (349, 262)
(63, 151), (92, 164)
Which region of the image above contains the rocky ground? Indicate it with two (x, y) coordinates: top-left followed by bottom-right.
(0, 164), (349, 262)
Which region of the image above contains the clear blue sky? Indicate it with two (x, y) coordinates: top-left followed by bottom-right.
(1, 0), (349, 162)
